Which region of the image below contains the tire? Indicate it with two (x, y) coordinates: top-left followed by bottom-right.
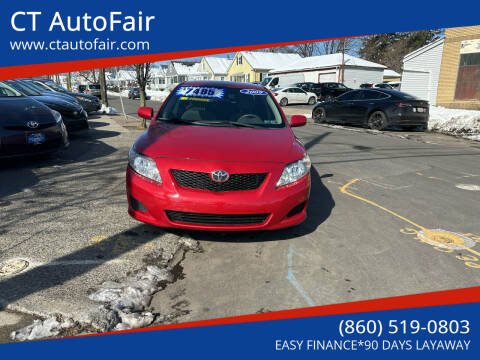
(367, 111), (388, 130)
(280, 97), (288, 106)
(308, 96), (316, 105)
(313, 107), (327, 124)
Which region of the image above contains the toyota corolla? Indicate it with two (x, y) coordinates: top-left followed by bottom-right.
(126, 81), (311, 230)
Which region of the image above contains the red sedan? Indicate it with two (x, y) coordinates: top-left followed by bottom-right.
(126, 81), (311, 230)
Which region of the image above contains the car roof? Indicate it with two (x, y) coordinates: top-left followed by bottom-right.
(179, 80), (266, 90)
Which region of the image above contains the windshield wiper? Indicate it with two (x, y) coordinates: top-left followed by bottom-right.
(157, 117), (212, 126)
(207, 121), (264, 128)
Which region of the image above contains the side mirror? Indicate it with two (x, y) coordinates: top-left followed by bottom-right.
(138, 107), (153, 119)
(290, 115), (307, 127)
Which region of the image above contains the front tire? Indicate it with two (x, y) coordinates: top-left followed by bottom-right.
(280, 98), (288, 106)
(308, 96), (316, 105)
(313, 107), (327, 123)
(367, 111), (388, 130)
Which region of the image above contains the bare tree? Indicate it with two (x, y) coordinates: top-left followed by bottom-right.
(319, 38), (359, 55)
(77, 70), (98, 84)
(133, 63), (152, 128)
(66, 73), (72, 90)
(291, 43), (320, 57)
(99, 68), (108, 108)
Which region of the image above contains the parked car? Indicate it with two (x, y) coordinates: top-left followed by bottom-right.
(20, 79), (82, 105)
(127, 80), (311, 230)
(128, 88), (140, 99)
(0, 81), (69, 159)
(271, 87), (317, 106)
(359, 83), (373, 88)
(85, 84), (101, 98)
(5, 79), (89, 132)
(312, 89), (429, 131)
(374, 83), (394, 89)
(27, 79), (102, 114)
(295, 82), (351, 101)
(388, 82), (402, 90)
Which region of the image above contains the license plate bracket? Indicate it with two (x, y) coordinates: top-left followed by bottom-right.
(27, 133), (46, 145)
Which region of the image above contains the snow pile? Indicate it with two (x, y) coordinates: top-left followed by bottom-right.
(429, 106), (480, 141)
(88, 265), (173, 331)
(11, 316), (74, 341)
(100, 104), (118, 114)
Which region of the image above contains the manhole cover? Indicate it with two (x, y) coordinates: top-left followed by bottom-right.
(0, 259), (29, 276)
(456, 184), (480, 191)
(417, 229), (475, 250)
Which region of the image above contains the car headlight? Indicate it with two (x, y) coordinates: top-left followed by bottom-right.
(276, 154), (311, 187)
(128, 148), (162, 183)
(51, 109), (62, 124)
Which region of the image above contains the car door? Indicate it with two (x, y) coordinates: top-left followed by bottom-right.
(295, 88), (309, 103)
(346, 90), (386, 123)
(326, 91), (356, 122)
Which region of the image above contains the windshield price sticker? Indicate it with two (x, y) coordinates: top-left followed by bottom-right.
(175, 86), (225, 99)
(240, 89), (268, 95)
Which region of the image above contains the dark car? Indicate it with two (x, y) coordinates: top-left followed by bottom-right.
(5, 79), (89, 132)
(295, 82), (350, 101)
(28, 79), (102, 114)
(312, 89), (429, 131)
(128, 88), (140, 99)
(0, 81), (69, 159)
(20, 79), (82, 105)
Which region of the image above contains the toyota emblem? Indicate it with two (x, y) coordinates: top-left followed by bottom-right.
(26, 121), (39, 129)
(210, 170), (230, 183)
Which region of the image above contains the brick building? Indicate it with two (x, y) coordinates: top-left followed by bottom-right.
(436, 25), (480, 109)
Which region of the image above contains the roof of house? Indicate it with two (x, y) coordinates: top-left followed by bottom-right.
(173, 62), (201, 75)
(403, 38), (444, 62)
(239, 51), (302, 71)
(204, 57), (232, 75)
(270, 53), (386, 73)
(384, 69), (401, 77)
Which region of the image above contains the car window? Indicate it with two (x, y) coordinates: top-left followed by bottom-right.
(5, 80), (40, 96)
(337, 84), (347, 89)
(158, 86), (285, 128)
(337, 91), (356, 100)
(0, 81), (23, 97)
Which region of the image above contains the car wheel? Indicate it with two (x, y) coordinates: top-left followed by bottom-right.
(280, 98), (288, 106)
(308, 96), (316, 105)
(313, 107), (327, 123)
(367, 111), (388, 130)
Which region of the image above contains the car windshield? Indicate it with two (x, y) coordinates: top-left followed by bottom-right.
(260, 77), (271, 86)
(5, 80), (40, 96)
(158, 85), (285, 128)
(45, 81), (67, 92)
(0, 81), (23, 97)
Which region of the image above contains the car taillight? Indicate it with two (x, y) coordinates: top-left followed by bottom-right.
(395, 102), (411, 108)
(273, 93), (278, 96)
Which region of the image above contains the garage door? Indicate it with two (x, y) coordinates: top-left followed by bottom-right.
(318, 72), (337, 82)
(401, 69), (430, 101)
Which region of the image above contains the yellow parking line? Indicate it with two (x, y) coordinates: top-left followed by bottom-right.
(340, 178), (480, 259)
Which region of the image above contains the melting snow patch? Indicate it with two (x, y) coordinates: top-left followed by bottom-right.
(88, 265), (173, 331)
(11, 316), (74, 341)
(100, 104), (118, 114)
(429, 106), (480, 141)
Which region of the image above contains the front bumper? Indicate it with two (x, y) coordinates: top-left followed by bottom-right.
(126, 160), (310, 231)
(62, 110), (89, 131)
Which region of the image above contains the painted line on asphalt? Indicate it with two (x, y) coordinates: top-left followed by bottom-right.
(340, 178), (480, 268)
(286, 244), (314, 307)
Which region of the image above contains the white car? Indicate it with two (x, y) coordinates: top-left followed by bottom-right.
(271, 87), (317, 106)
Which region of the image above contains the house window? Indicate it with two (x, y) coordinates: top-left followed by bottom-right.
(455, 45), (480, 100)
(245, 74), (250, 83)
(237, 56), (243, 65)
(220, 77), (225, 81)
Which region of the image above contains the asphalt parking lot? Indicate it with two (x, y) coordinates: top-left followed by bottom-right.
(1, 97), (479, 341)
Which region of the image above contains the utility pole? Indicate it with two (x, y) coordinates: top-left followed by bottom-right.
(66, 73), (72, 91)
(99, 68), (108, 108)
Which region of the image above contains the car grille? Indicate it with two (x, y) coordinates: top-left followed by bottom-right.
(171, 169), (267, 192)
(165, 210), (269, 225)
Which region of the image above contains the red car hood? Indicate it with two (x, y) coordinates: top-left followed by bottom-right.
(134, 122), (303, 163)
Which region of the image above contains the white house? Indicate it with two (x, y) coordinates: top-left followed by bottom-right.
(401, 38), (445, 104)
(165, 60), (209, 89)
(150, 65), (168, 90)
(269, 53), (386, 89)
(106, 69), (137, 89)
(198, 57), (232, 80)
